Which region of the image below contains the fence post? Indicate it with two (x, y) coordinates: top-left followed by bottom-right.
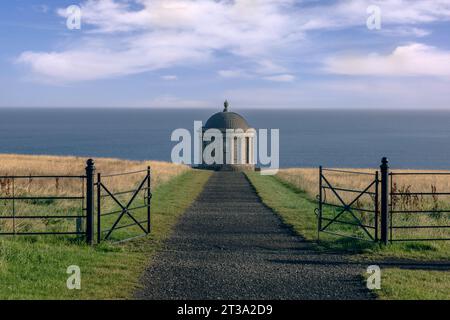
(374, 171), (379, 242)
(85, 159), (95, 245)
(97, 172), (101, 244)
(380, 157), (389, 245)
(318, 166), (323, 241)
(147, 166), (151, 234)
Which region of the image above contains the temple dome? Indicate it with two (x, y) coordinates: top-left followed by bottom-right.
(204, 101), (250, 130)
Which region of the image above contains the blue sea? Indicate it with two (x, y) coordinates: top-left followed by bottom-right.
(1, 108), (450, 169)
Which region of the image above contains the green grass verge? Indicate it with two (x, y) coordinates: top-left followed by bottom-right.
(376, 268), (450, 300)
(246, 172), (374, 252)
(0, 170), (211, 299)
(246, 172), (450, 300)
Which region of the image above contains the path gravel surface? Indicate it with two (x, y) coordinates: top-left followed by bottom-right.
(135, 172), (373, 299)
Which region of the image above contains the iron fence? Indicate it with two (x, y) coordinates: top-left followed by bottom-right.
(0, 174), (86, 237)
(389, 171), (450, 242)
(317, 157), (450, 244)
(0, 159), (152, 245)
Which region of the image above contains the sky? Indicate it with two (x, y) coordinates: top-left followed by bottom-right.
(0, 0), (450, 109)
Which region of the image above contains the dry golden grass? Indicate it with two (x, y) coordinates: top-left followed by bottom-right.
(0, 154), (189, 196)
(278, 168), (450, 203)
(0, 154), (189, 234)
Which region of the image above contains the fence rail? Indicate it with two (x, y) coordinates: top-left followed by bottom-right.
(389, 171), (450, 242)
(0, 159), (152, 245)
(0, 174), (86, 237)
(317, 157), (450, 244)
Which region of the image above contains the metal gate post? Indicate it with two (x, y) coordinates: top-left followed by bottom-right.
(147, 166), (151, 234)
(97, 172), (101, 244)
(85, 159), (95, 245)
(318, 166), (323, 241)
(380, 157), (389, 245)
(374, 171), (379, 242)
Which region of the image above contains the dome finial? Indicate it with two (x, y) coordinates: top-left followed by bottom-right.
(223, 100), (229, 112)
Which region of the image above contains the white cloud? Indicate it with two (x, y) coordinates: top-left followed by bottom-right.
(21, 0), (301, 82)
(218, 64), (295, 81)
(264, 74), (296, 82)
(17, 32), (211, 81)
(218, 69), (250, 78)
(296, 0), (450, 31)
(161, 75), (178, 80)
(17, 0), (450, 82)
(254, 59), (288, 75)
(218, 60), (289, 79)
(324, 43), (450, 77)
(225, 78), (450, 109)
(56, 0), (450, 33)
(381, 26), (431, 37)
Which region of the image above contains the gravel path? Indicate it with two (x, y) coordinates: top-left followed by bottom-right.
(135, 171), (373, 300)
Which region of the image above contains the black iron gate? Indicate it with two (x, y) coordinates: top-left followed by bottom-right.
(0, 159), (153, 245)
(317, 167), (379, 242)
(96, 167), (152, 243)
(317, 157), (450, 244)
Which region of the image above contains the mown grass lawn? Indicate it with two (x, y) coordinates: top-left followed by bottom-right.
(246, 172), (450, 300)
(376, 268), (450, 300)
(0, 170), (211, 299)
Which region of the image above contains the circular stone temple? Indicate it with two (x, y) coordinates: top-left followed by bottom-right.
(199, 101), (256, 171)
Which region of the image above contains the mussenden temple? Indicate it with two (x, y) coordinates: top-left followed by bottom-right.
(198, 101), (256, 171)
